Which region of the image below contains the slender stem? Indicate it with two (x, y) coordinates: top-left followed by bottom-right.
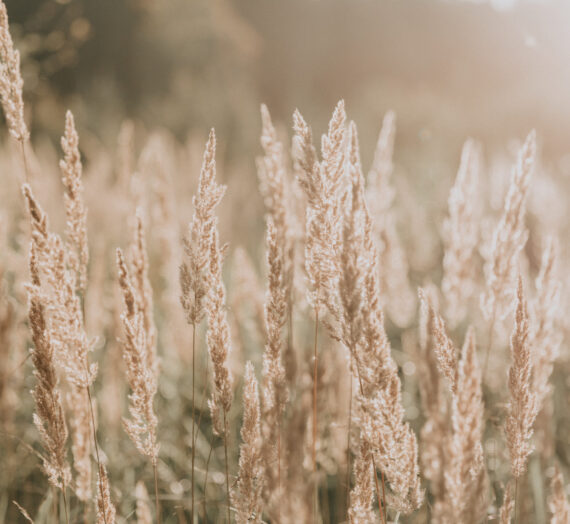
(86, 382), (108, 524)
(203, 440), (213, 522)
(381, 470), (387, 524)
(194, 343), (210, 446)
(313, 308), (319, 523)
(223, 410), (231, 524)
(153, 462), (161, 524)
(52, 486), (58, 522)
(514, 478), (519, 524)
(191, 322), (196, 524)
(345, 372), (352, 520)
(373, 463), (387, 524)
(277, 417), (282, 523)
(61, 481), (70, 524)
(19, 139), (29, 183)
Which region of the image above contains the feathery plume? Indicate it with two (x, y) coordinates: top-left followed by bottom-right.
(499, 482), (515, 524)
(116, 248), (159, 464)
(416, 287), (448, 502)
(233, 362), (264, 524)
(60, 110), (89, 293)
(261, 219), (288, 510)
(204, 223), (234, 524)
(136, 481), (153, 524)
(26, 243), (71, 490)
(365, 111), (415, 327)
(0, 1), (28, 142)
(442, 139), (480, 327)
(180, 129), (226, 522)
(505, 276), (539, 478)
(348, 440), (375, 524)
(293, 100), (346, 313)
(482, 131), (535, 321)
(340, 123), (422, 515)
(205, 227), (233, 434)
(531, 237), (561, 406)
(129, 212), (157, 377)
(96, 465), (116, 524)
(548, 465), (570, 524)
(67, 385), (92, 501)
(439, 328), (487, 523)
(180, 128), (225, 326)
(430, 310), (459, 394)
(258, 104), (294, 291)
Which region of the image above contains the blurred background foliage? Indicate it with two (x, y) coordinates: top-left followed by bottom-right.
(6, 0), (570, 176)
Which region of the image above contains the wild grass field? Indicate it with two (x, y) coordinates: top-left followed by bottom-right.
(1, 1), (570, 523)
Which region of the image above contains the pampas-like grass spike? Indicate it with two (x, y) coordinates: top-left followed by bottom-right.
(505, 276), (539, 478)
(233, 362), (264, 524)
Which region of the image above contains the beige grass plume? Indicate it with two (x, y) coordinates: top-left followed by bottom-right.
(340, 122), (422, 517)
(505, 275), (539, 478)
(436, 327), (487, 523)
(205, 226), (233, 435)
(0, 0), (28, 143)
(430, 309), (459, 394)
(481, 131), (535, 322)
(205, 223), (234, 524)
(180, 128), (225, 327)
(442, 139), (480, 327)
(261, 218), (289, 512)
(258, 104), (294, 292)
(531, 237), (561, 407)
(60, 110), (89, 293)
(348, 440), (375, 524)
(293, 102), (346, 508)
(136, 481), (153, 524)
(180, 128), (226, 522)
(365, 111), (415, 328)
(23, 183), (98, 510)
(96, 465), (116, 524)
(293, 100), (346, 313)
(233, 361), (264, 524)
(26, 242), (71, 491)
(548, 465), (570, 524)
(116, 248), (159, 464)
(129, 211), (157, 377)
(416, 286), (448, 503)
(499, 482), (515, 524)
